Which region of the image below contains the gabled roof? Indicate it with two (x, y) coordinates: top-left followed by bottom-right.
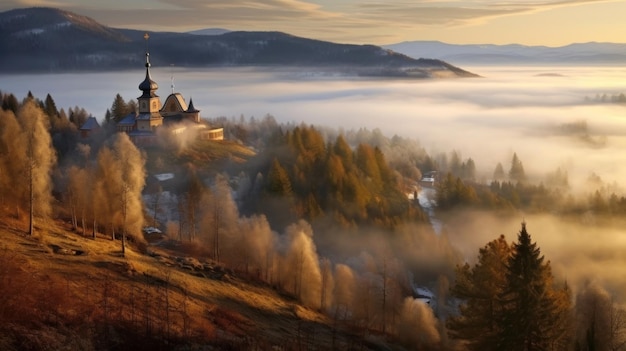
(79, 116), (100, 130)
(118, 113), (137, 126)
(161, 93), (188, 112)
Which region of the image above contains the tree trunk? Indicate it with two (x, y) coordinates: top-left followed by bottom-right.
(28, 163), (34, 236)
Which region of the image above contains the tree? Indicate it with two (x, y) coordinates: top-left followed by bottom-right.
(0, 109), (25, 215)
(575, 282), (626, 351)
(110, 94), (130, 122)
(267, 158), (292, 195)
(449, 225), (572, 350)
(448, 235), (512, 350)
(202, 174), (238, 263)
(111, 134), (146, 255)
(44, 93), (59, 130)
(18, 101), (57, 235)
(497, 223), (571, 350)
(494, 162), (505, 180)
(509, 153), (526, 182)
(1, 93), (19, 113)
(95, 134), (145, 254)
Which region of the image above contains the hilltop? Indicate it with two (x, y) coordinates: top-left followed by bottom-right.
(0, 7), (477, 78)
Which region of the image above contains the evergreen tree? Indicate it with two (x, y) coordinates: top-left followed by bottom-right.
(111, 93), (130, 122)
(44, 93), (59, 130)
(509, 153), (526, 182)
(467, 158), (477, 180)
(449, 224), (572, 350)
(2, 93), (19, 114)
(104, 109), (112, 125)
(493, 162), (505, 181)
(497, 223), (571, 350)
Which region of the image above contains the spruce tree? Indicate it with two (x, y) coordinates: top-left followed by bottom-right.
(497, 222), (571, 350)
(449, 224), (572, 350)
(110, 93), (130, 122)
(494, 162), (505, 180)
(509, 153), (526, 182)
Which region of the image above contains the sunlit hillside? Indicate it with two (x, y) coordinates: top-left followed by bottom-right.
(0, 215), (406, 350)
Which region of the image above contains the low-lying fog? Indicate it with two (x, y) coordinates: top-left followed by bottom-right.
(5, 65), (626, 187)
(4, 65), (626, 300)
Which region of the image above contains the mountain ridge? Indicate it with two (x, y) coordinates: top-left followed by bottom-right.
(384, 40), (626, 65)
(0, 7), (477, 78)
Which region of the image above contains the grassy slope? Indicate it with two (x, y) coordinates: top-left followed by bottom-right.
(0, 214), (398, 350)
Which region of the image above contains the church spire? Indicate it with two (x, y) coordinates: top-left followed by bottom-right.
(138, 32), (158, 98)
(187, 97), (199, 113)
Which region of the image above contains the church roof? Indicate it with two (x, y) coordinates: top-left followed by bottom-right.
(118, 113), (137, 126)
(162, 93), (188, 112)
(136, 112), (162, 121)
(187, 97), (200, 113)
(138, 52), (158, 98)
(79, 116), (100, 130)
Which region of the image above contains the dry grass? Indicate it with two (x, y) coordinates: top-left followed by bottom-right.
(0, 214), (392, 350)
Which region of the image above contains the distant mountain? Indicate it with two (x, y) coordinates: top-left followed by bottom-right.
(0, 8), (477, 78)
(187, 28), (231, 36)
(384, 40), (626, 65)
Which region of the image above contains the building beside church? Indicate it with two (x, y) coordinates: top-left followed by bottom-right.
(116, 46), (223, 144)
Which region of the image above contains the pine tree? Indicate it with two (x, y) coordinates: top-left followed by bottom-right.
(497, 222), (571, 350)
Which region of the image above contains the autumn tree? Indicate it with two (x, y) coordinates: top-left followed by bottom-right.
(200, 174), (239, 263)
(448, 235), (512, 350)
(0, 109), (25, 214)
(110, 93), (131, 122)
(18, 101), (57, 235)
(95, 134), (146, 254)
(177, 164), (204, 241)
(112, 134), (146, 255)
(266, 158), (292, 195)
(575, 282), (626, 351)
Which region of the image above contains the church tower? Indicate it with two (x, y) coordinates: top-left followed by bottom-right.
(136, 33), (163, 131)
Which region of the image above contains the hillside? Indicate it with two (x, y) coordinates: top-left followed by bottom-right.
(0, 7), (477, 78)
(0, 215), (401, 350)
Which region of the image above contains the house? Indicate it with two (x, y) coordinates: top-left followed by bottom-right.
(420, 171), (438, 187)
(116, 39), (223, 144)
(79, 115), (100, 138)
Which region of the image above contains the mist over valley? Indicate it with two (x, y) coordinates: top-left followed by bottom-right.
(3, 63), (626, 349)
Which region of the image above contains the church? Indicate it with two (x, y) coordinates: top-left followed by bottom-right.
(116, 41), (224, 145)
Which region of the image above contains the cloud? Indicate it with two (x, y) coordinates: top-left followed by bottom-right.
(1, 0), (622, 44)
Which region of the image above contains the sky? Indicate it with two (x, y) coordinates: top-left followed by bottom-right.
(1, 0), (626, 46)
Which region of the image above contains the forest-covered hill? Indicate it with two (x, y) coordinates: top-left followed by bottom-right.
(0, 7), (478, 78)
